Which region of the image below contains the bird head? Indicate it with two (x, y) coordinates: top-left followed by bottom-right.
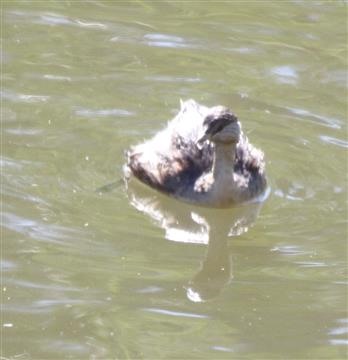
(197, 106), (240, 146)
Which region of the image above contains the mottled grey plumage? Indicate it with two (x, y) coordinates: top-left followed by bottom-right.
(125, 100), (267, 207)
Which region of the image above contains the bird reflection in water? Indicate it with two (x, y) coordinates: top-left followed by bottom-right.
(125, 180), (268, 302)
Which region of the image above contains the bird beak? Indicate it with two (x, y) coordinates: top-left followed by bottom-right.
(197, 132), (210, 148)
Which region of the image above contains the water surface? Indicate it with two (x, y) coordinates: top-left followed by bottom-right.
(2, 1), (347, 359)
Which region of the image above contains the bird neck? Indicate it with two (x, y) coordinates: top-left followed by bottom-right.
(212, 142), (236, 180)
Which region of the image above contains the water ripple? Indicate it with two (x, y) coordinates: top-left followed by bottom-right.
(4, 298), (103, 314)
(8, 10), (107, 30)
(271, 65), (298, 84)
(145, 75), (201, 83)
(37, 14), (72, 26)
(1, 90), (50, 103)
(274, 181), (315, 201)
(143, 33), (199, 49)
(319, 135), (348, 148)
(1, 156), (41, 171)
(33, 299), (99, 308)
(6, 128), (43, 136)
(3, 212), (86, 246)
(7, 279), (81, 292)
(42, 340), (89, 355)
(1, 260), (17, 272)
(225, 46), (258, 54)
(143, 307), (208, 319)
(43, 74), (72, 82)
(270, 245), (311, 256)
(74, 19), (107, 30)
(328, 318), (348, 346)
(75, 107), (134, 118)
(1, 157), (24, 170)
(295, 261), (328, 268)
(286, 106), (342, 129)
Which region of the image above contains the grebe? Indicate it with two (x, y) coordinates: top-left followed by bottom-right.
(125, 100), (267, 207)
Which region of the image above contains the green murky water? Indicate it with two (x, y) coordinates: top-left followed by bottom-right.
(2, 1), (347, 359)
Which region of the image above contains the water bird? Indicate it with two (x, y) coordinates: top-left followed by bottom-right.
(125, 100), (267, 207)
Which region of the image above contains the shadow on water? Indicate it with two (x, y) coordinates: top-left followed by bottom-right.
(95, 178), (124, 194)
(123, 176), (266, 302)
